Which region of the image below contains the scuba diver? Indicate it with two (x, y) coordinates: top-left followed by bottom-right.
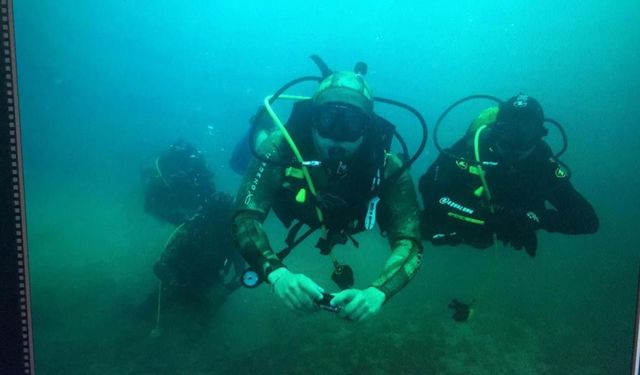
(142, 139), (215, 225)
(419, 94), (599, 257)
(232, 56), (425, 322)
(140, 140), (244, 331)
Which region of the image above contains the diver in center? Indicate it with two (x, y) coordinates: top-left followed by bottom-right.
(232, 58), (423, 322)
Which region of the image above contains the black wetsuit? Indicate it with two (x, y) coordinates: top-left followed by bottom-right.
(153, 192), (244, 300)
(419, 134), (598, 255)
(140, 143), (243, 299)
(142, 141), (215, 225)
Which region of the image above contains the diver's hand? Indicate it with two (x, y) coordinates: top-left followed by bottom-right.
(488, 208), (541, 232)
(501, 228), (538, 257)
(330, 287), (386, 322)
(488, 208), (541, 257)
(268, 268), (324, 314)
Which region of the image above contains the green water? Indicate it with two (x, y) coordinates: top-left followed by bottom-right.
(15, 0), (640, 374)
(22, 170), (637, 374)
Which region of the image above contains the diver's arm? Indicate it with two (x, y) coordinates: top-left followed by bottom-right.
(233, 165), (325, 312)
(232, 211), (284, 277)
(233, 130), (325, 313)
(540, 180), (599, 234)
(373, 154), (423, 300)
(231, 138), (286, 279)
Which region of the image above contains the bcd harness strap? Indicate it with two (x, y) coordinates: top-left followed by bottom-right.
(364, 167), (382, 230)
(448, 125), (495, 226)
(278, 163), (383, 259)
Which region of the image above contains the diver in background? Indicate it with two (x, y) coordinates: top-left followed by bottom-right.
(419, 94), (599, 257)
(141, 140), (244, 325)
(152, 191), (243, 308)
(233, 64), (423, 322)
(142, 139), (214, 225)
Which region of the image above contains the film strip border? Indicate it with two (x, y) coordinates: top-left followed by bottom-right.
(633, 265), (640, 375)
(0, 0), (34, 373)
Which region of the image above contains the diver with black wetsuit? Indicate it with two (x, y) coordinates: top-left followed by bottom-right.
(419, 94), (599, 257)
(139, 140), (244, 331)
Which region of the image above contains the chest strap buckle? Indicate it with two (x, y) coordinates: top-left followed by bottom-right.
(364, 196), (381, 230)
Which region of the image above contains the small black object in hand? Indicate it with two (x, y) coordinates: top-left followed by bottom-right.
(316, 293), (340, 313)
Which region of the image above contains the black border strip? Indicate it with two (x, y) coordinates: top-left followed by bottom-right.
(632, 264), (640, 375)
(0, 0), (34, 373)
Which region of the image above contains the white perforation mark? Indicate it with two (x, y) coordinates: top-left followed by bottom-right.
(2, 0), (32, 373)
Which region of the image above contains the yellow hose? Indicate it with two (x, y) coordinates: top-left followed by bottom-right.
(472, 125), (500, 309)
(262, 95), (351, 277)
(155, 157), (170, 188)
(150, 221), (187, 338)
(473, 125), (494, 213)
(263, 95), (325, 226)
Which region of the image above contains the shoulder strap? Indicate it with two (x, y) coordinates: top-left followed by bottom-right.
(277, 221), (319, 260)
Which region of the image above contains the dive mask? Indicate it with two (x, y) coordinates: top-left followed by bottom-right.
(492, 120), (543, 159)
(312, 103), (371, 142)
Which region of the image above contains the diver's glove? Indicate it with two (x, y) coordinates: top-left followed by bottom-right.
(487, 208), (542, 257)
(268, 268), (325, 314)
(330, 287), (386, 322)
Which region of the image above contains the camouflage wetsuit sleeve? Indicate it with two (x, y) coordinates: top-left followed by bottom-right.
(231, 134), (287, 279)
(372, 154), (423, 299)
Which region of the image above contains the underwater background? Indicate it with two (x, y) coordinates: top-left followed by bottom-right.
(13, 0), (640, 374)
